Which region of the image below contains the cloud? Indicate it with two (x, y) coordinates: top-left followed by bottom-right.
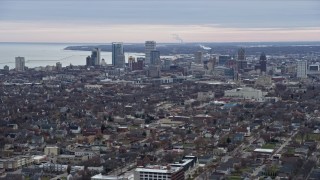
(0, 21), (320, 43)
(0, 0), (319, 28)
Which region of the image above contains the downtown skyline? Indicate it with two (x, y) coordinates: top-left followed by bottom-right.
(0, 0), (320, 43)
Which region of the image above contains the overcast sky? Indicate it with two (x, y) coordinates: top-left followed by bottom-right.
(0, 0), (319, 43)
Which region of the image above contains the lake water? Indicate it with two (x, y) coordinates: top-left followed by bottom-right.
(0, 42), (146, 68)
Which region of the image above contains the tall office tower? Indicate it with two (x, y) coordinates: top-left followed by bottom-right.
(132, 58), (144, 71)
(259, 52), (267, 73)
(218, 55), (230, 66)
(128, 56), (135, 70)
(194, 51), (203, 64)
(91, 48), (101, 66)
(112, 42), (125, 68)
(56, 62), (62, 71)
(297, 60), (307, 78)
(145, 41), (156, 65)
(148, 66), (161, 78)
(238, 48), (245, 60)
(15, 57), (25, 71)
(237, 48), (247, 71)
(86, 56), (93, 66)
(150, 50), (160, 65)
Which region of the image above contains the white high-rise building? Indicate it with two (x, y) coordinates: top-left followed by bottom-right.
(297, 60), (307, 78)
(145, 41), (156, 65)
(15, 56), (25, 71)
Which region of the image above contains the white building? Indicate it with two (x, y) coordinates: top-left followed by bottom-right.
(297, 60), (307, 78)
(15, 56), (25, 71)
(145, 41), (156, 65)
(134, 166), (184, 180)
(44, 146), (59, 156)
(91, 174), (127, 180)
(197, 91), (215, 101)
(224, 87), (267, 102)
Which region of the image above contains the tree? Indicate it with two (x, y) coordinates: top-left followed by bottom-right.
(226, 137), (231, 144)
(101, 124), (106, 133)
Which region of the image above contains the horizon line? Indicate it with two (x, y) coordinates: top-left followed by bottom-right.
(1, 41), (320, 45)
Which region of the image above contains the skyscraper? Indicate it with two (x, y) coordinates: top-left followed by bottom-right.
(112, 42), (125, 68)
(297, 60), (307, 78)
(91, 48), (101, 66)
(15, 56), (25, 71)
(195, 51), (203, 64)
(259, 52), (267, 73)
(238, 48), (245, 60)
(237, 48), (247, 71)
(86, 48), (101, 66)
(145, 41), (156, 65)
(128, 56), (135, 70)
(56, 62), (62, 71)
(150, 50), (160, 65)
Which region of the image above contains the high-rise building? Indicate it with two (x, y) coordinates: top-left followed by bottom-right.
(145, 41), (156, 65)
(128, 56), (135, 70)
(297, 60), (307, 78)
(218, 55), (230, 66)
(56, 62), (62, 71)
(86, 48), (101, 66)
(237, 48), (247, 71)
(150, 50), (160, 65)
(15, 57), (25, 71)
(238, 48), (245, 60)
(91, 48), (101, 66)
(259, 52), (267, 73)
(148, 65), (161, 78)
(132, 58), (144, 71)
(112, 42), (125, 68)
(194, 51), (203, 64)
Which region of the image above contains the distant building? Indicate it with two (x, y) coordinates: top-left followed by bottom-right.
(91, 48), (101, 66)
(259, 52), (267, 73)
(236, 48), (247, 72)
(3, 65), (9, 71)
(132, 58), (144, 71)
(218, 55), (230, 66)
(145, 41), (156, 65)
(194, 51), (203, 64)
(15, 56), (25, 71)
(44, 146), (59, 156)
(150, 50), (160, 65)
(237, 60), (248, 71)
(112, 42), (125, 68)
(297, 60), (307, 78)
(163, 59), (172, 70)
(224, 87), (267, 102)
(148, 65), (161, 78)
(128, 56), (135, 70)
(134, 166), (185, 180)
(238, 48), (245, 61)
(309, 63), (320, 71)
(86, 56), (92, 66)
(56, 62), (62, 71)
(86, 48), (101, 66)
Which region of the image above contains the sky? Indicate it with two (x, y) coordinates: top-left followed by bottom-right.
(0, 0), (319, 43)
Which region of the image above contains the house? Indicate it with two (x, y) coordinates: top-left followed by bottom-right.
(69, 125), (81, 134)
(233, 133), (244, 142)
(31, 135), (44, 144)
